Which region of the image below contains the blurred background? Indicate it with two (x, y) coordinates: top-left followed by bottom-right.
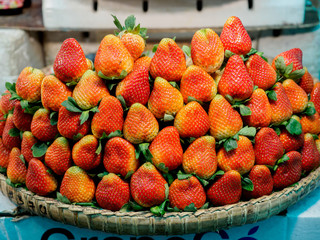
(0, 0), (319, 93)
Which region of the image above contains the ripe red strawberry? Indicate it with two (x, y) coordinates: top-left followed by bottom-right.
(208, 94), (243, 140)
(182, 136), (217, 179)
(148, 77), (183, 119)
(246, 54), (277, 90)
(0, 138), (10, 169)
(190, 28), (224, 73)
(7, 147), (27, 184)
(269, 82), (293, 125)
(0, 91), (18, 114)
(174, 101), (210, 138)
(310, 82), (320, 114)
(123, 103), (159, 144)
(272, 48), (303, 73)
(133, 56), (152, 71)
(242, 165), (273, 200)
(91, 96), (124, 139)
(53, 38), (88, 83)
(16, 67), (45, 102)
(180, 65), (217, 103)
(94, 34), (134, 79)
(316, 137), (320, 154)
(207, 170), (242, 206)
(149, 126), (183, 172)
(45, 137), (72, 175)
(220, 16), (252, 55)
(12, 101), (33, 132)
(301, 133), (320, 172)
(130, 162), (167, 208)
(169, 176), (206, 210)
(57, 106), (90, 140)
(279, 116), (304, 152)
(300, 112), (320, 135)
(217, 136), (255, 175)
(273, 151), (302, 190)
(41, 75), (72, 112)
(72, 135), (101, 171)
(299, 67), (314, 94)
(31, 108), (58, 142)
(150, 38), (186, 81)
(60, 166), (96, 203)
(0, 112), (6, 136)
(254, 127), (284, 167)
(103, 137), (139, 178)
(282, 79), (308, 114)
(26, 158), (58, 196)
(95, 173), (130, 211)
(218, 54), (254, 101)
(72, 70), (110, 110)
(2, 113), (21, 149)
(21, 131), (39, 163)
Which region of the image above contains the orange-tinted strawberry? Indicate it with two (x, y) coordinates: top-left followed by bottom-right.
(116, 62), (150, 107)
(217, 136), (255, 175)
(123, 103), (159, 144)
(301, 133), (320, 172)
(57, 106), (90, 140)
(282, 79), (308, 114)
(12, 101), (33, 131)
(72, 135), (101, 171)
(72, 70), (110, 110)
(0, 91), (18, 115)
(120, 33), (145, 61)
(149, 126), (183, 172)
(220, 16), (252, 55)
(21, 131), (38, 163)
(245, 54), (277, 90)
(242, 88), (272, 127)
(95, 173), (130, 211)
(91, 96), (124, 139)
(41, 75), (72, 112)
(94, 34), (134, 79)
(130, 162), (167, 208)
(208, 94), (243, 140)
(2, 114), (21, 149)
(133, 56), (152, 71)
(0, 138), (10, 169)
(60, 166), (95, 203)
(26, 158), (58, 196)
(148, 77), (183, 119)
(207, 170), (242, 206)
(16, 67), (45, 102)
(31, 108), (58, 142)
(310, 82), (320, 114)
(242, 165), (273, 200)
(45, 137), (72, 175)
(272, 48), (303, 73)
(180, 65), (217, 103)
(299, 67), (314, 94)
(7, 147), (27, 184)
(53, 38), (88, 83)
(190, 28), (224, 73)
(269, 82), (293, 125)
(300, 112), (320, 135)
(169, 176), (206, 210)
(103, 137), (139, 178)
(174, 101), (210, 138)
(182, 136), (217, 179)
(0, 112), (6, 136)
(150, 38), (186, 81)
(254, 127), (284, 167)
(218, 54), (254, 101)
(279, 116), (304, 152)
(316, 137), (320, 154)
(273, 151), (302, 190)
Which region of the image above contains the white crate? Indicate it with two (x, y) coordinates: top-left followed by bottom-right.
(42, 0), (306, 30)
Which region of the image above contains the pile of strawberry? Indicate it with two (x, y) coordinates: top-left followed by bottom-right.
(1, 15), (320, 216)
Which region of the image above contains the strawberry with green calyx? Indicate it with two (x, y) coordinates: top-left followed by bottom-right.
(31, 108), (58, 142)
(299, 67), (314, 94)
(301, 133), (320, 173)
(282, 79), (308, 114)
(21, 131), (40, 162)
(7, 147), (27, 185)
(0, 89), (18, 115)
(0, 112), (6, 136)
(2, 113), (21, 150)
(300, 112), (320, 135)
(279, 120), (305, 153)
(12, 101), (33, 131)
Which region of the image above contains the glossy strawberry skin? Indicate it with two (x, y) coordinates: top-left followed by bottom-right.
(2, 114), (21, 150)
(300, 112), (320, 135)
(310, 82), (320, 114)
(272, 48), (303, 73)
(282, 79), (308, 114)
(133, 56), (152, 71)
(299, 67), (314, 94)
(0, 112), (6, 136)
(0, 138), (10, 169)
(31, 108), (58, 142)
(279, 128), (304, 153)
(21, 131), (39, 163)
(12, 101), (33, 131)
(7, 147), (27, 184)
(301, 133), (320, 172)
(121, 33), (145, 61)
(0, 91), (18, 115)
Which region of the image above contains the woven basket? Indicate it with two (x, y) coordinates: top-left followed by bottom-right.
(1, 168), (320, 236)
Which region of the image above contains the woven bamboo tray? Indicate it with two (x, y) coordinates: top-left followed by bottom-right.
(1, 167), (320, 236)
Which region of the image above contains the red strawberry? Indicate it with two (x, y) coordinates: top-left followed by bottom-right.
(149, 126), (183, 172)
(218, 54), (254, 101)
(0, 91), (18, 115)
(272, 48), (303, 73)
(7, 147), (27, 184)
(207, 170), (242, 206)
(254, 127), (284, 167)
(0, 138), (10, 169)
(2, 113), (21, 149)
(279, 116), (304, 152)
(169, 176), (206, 210)
(301, 133), (320, 172)
(12, 101), (33, 131)
(21, 131), (39, 163)
(31, 108), (58, 142)
(310, 82), (320, 114)
(190, 28), (224, 73)
(300, 112), (320, 135)
(273, 151), (302, 190)
(133, 56), (152, 71)
(282, 79), (308, 114)
(53, 38), (88, 83)
(103, 137), (139, 178)
(95, 173), (130, 211)
(130, 162), (167, 208)
(150, 38), (186, 81)
(299, 67), (314, 94)
(26, 158), (58, 196)
(0, 112), (6, 136)
(220, 16), (252, 55)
